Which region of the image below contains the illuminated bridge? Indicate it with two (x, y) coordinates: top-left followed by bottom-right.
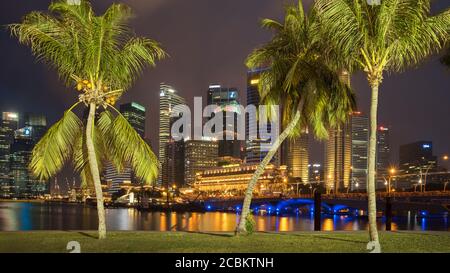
(203, 191), (450, 215)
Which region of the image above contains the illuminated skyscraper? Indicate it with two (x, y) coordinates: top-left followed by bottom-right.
(376, 126), (390, 176)
(159, 83), (185, 185)
(120, 102), (146, 138)
(325, 72), (353, 193)
(184, 138), (218, 185)
(324, 121), (351, 193)
(399, 141), (437, 174)
(9, 127), (46, 197)
(286, 131), (309, 183)
(350, 112), (369, 190)
(0, 112), (19, 197)
(245, 69), (279, 165)
(165, 139), (185, 188)
(207, 84), (241, 160)
(24, 113), (47, 142)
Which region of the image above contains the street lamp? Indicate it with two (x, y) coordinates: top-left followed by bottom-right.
(444, 181), (449, 192)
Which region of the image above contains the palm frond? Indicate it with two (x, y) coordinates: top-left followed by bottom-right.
(30, 109), (82, 180)
(246, 0), (356, 141)
(98, 110), (159, 184)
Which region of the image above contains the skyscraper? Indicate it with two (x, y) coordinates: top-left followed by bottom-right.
(159, 83), (185, 185)
(376, 126), (390, 175)
(324, 121), (351, 193)
(207, 84), (241, 160)
(0, 112), (19, 197)
(245, 69), (279, 165)
(165, 139), (185, 188)
(24, 113), (47, 142)
(184, 138), (218, 185)
(350, 112), (369, 190)
(286, 131), (309, 183)
(399, 141), (437, 175)
(120, 102), (146, 138)
(10, 127), (47, 197)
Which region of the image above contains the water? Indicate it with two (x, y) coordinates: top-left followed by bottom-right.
(0, 201), (448, 231)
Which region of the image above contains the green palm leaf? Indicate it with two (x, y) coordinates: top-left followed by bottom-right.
(98, 110), (159, 184)
(30, 109), (82, 181)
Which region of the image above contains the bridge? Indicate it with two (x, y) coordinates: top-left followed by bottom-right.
(202, 191), (450, 214)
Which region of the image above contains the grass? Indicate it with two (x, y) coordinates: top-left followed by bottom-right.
(0, 231), (449, 253)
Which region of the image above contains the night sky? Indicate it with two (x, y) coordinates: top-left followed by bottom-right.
(1, 0), (449, 173)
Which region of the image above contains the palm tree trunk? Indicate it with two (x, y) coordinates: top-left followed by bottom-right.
(86, 102), (107, 239)
(367, 84), (380, 247)
(235, 102), (303, 235)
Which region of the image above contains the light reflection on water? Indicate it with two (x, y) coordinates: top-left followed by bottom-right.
(0, 202), (448, 232)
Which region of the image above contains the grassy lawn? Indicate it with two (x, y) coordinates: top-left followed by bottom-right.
(0, 231), (449, 253)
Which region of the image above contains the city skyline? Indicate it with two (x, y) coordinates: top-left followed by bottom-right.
(0, 0), (449, 167)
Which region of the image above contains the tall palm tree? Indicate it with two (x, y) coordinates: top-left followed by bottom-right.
(10, 0), (166, 239)
(236, 1), (356, 235)
(315, 0), (449, 250)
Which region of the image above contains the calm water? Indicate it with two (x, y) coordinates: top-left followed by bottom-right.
(0, 202), (448, 231)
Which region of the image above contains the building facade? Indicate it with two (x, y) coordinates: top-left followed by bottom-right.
(165, 139), (185, 188)
(194, 163), (287, 196)
(399, 141), (437, 175)
(159, 83), (185, 185)
(286, 132), (309, 183)
(0, 112), (19, 197)
(245, 69), (279, 165)
(207, 84), (241, 160)
(350, 112), (369, 190)
(184, 138), (218, 185)
(376, 126), (391, 176)
(9, 127), (47, 197)
(324, 122), (352, 193)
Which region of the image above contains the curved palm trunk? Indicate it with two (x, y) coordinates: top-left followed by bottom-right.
(86, 102), (106, 239)
(367, 84), (380, 248)
(235, 103), (303, 235)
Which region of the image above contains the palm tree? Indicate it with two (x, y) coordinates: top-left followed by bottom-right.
(235, 1), (356, 235)
(10, 0), (166, 239)
(315, 0), (449, 249)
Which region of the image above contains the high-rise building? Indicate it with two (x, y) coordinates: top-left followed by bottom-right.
(159, 83), (185, 185)
(245, 69), (279, 165)
(350, 112), (369, 190)
(105, 102), (146, 193)
(324, 121), (351, 193)
(399, 141), (437, 175)
(24, 113), (47, 142)
(120, 102), (146, 138)
(308, 163), (324, 183)
(376, 126), (390, 176)
(184, 138), (218, 185)
(10, 127), (47, 197)
(165, 139), (185, 188)
(286, 132), (309, 183)
(207, 84), (241, 160)
(0, 112), (19, 197)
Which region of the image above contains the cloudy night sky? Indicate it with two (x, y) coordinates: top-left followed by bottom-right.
(0, 0), (449, 175)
